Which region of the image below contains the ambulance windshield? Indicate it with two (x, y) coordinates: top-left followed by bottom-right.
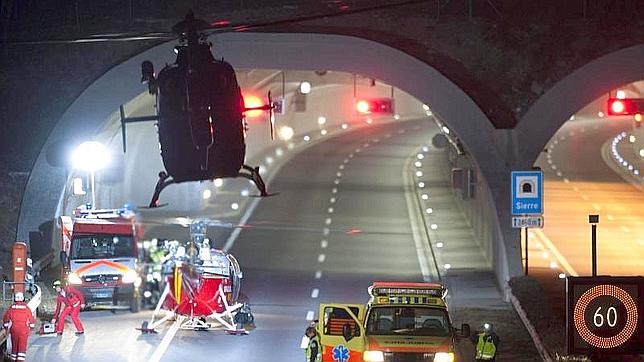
(366, 306), (450, 337)
(71, 234), (134, 259)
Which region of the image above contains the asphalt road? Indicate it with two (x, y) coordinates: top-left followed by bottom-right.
(531, 117), (644, 277)
(25, 119), (439, 361)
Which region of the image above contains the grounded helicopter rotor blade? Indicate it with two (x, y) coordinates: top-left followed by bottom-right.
(134, 217), (408, 237)
(5, 0), (429, 45)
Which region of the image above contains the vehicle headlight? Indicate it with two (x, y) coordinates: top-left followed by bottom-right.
(67, 273), (83, 285)
(122, 270), (138, 284)
(434, 352), (455, 362)
(363, 350), (384, 362)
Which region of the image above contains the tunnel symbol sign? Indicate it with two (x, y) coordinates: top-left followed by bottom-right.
(511, 171), (543, 215)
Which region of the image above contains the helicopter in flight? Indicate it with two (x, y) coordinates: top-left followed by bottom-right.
(119, 12), (276, 208)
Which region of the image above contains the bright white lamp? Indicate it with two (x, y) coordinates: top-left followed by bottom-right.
(72, 141), (110, 209)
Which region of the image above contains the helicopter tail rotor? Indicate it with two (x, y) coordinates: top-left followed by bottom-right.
(267, 91), (275, 141)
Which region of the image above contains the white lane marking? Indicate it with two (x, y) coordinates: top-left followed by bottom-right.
(330, 197), (336, 204)
(318, 254), (326, 263)
(323, 228), (330, 235)
(315, 271), (323, 279)
(355, 148), (362, 153)
(532, 229), (578, 276)
(556, 171), (562, 177)
(343, 158), (349, 163)
(325, 218), (332, 225)
(348, 154), (354, 158)
(363, 143), (369, 147)
(332, 188), (338, 194)
(334, 179), (340, 185)
(311, 289), (320, 298)
(336, 172), (343, 177)
(148, 317), (183, 362)
(563, 178), (570, 183)
(581, 195), (589, 201)
(593, 204), (601, 211)
(621, 226), (629, 233)
(321, 240), (328, 248)
(551, 165), (557, 170)
(607, 214), (615, 221)
(403, 156), (433, 282)
(328, 207), (334, 214)
(339, 164), (345, 170)
(573, 186), (579, 192)
(306, 311), (315, 321)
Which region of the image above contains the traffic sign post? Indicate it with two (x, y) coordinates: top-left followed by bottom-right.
(589, 215), (599, 277)
(567, 277), (644, 358)
(511, 170), (544, 276)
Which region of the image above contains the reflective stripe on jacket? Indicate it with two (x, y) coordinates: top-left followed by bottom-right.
(475, 332), (497, 360)
(305, 335), (321, 362)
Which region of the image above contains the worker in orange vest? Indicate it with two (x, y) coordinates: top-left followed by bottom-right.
(3, 292), (36, 361)
(51, 280), (85, 335)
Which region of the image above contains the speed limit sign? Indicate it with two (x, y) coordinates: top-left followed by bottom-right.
(567, 277), (644, 355)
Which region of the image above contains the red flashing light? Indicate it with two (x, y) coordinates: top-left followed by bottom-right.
(356, 100), (371, 114)
(355, 98), (394, 115)
(607, 98), (644, 116)
(610, 99), (625, 114)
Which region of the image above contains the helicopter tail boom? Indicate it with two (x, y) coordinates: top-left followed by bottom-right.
(119, 104), (159, 153)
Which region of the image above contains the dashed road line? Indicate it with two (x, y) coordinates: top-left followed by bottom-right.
(318, 254), (326, 263)
(311, 289), (320, 298)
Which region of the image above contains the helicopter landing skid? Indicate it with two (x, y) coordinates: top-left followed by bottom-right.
(149, 171), (175, 208)
(240, 165), (269, 197)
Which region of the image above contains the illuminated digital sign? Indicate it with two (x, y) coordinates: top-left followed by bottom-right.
(567, 277), (644, 355)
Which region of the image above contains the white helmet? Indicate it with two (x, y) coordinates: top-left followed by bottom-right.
(14, 292), (24, 302)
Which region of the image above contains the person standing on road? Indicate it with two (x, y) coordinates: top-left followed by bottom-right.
(471, 322), (500, 361)
(2, 292), (36, 362)
(51, 280), (85, 335)
(304, 326), (321, 362)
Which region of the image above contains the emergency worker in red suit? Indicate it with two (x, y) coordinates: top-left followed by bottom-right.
(2, 292), (36, 361)
(51, 280), (85, 335)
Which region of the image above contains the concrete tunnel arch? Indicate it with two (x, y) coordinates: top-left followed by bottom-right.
(17, 32), (513, 282)
(516, 44), (644, 168)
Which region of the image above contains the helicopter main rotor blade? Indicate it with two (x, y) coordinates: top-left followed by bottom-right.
(5, 0), (429, 45)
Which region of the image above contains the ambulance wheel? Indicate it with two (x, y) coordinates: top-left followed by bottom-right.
(130, 296), (141, 313)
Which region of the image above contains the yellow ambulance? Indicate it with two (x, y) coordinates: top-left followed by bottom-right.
(316, 282), (470, 362)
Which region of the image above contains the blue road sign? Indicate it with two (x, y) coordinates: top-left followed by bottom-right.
(511, 171), (543, 215)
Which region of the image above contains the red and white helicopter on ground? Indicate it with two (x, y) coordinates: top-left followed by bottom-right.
(138, 219), (252, 334)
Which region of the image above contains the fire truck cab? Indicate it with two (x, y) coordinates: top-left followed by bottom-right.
(317, 282), (470, 362)
(60, 205), (144, 312)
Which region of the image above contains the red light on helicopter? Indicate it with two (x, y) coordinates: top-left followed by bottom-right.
(244, 95), (263, 118)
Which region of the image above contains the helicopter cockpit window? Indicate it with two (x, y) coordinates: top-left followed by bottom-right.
(71, 235), (134, 259)
(200, 251), (230, 277)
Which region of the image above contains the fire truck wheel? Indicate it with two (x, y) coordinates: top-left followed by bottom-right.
(130, 296), (141, 313)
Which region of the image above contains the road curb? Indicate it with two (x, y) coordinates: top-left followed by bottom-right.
(509, 292), (553, 362)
